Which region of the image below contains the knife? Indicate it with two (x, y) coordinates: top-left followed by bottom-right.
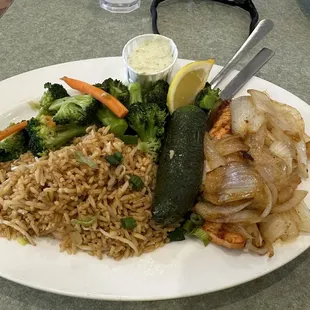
(210, 19), (274, 89)
(207, 47), (275, 130)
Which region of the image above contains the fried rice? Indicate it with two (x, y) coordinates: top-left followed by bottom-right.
(0, 126), (174, 260)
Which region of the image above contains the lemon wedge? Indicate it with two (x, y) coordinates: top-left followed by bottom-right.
(167, 59), (215, 113)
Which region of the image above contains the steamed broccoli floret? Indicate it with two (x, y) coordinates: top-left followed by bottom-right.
(39, 82), (69, 115)
(97, 106), (128, 136)
(128, 82), (143, 105)
(27, 116), (87, 156)
(0, 128), (28, 162)
(127, 104), (166, 141)
(127, 103), (166, 157)
(127, 82), (167, 157)
(194, 82), (220, 111)
(48, 95), (99, 125)
(144, 80), (169, 110)
(94, 78), (130, 107)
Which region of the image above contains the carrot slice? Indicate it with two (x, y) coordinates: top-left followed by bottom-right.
(44, 116), (56, 128)
(60, 76), (128, 118)
(0, 121), (28, 142)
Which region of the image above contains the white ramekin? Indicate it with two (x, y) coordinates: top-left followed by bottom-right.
(122, 34), (178, 85)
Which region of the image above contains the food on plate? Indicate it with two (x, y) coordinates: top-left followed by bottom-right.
(126, 81), (168, 158)
(0, 121), (28, 142)
(167, 59), (215, 113)
(48, 95), (100, 126)
(0, 127), (174, 259)
(194, 82), (220, 112)
(209, 100), (231, 139)
(95, 79), (130, 135)
(152, 105), (207, 225)
(0, 61), (309, 260)
(27, 116), (88, 157)
(39, 82), (69, 116)
(196, 90), (310, 257)
(0, 123), (29, 161)
(0, 76), (173, 260)
(202, 222), (246, 249)
(61, 76), (129, 118)
(127, 36), (174, 75)
(143, 80), (170, 111)
(94, 78), (130, 107)
(96, 106), (128, 136)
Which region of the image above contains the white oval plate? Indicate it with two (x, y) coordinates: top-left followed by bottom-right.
(0, 57), (309, 301)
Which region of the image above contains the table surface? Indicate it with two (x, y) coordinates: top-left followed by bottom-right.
(0, 0), (310, 309)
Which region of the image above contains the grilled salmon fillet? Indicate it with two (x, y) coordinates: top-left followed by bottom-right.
(209, 100), (231, 139)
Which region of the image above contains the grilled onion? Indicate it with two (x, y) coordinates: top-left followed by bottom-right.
(269, 141), (293, 175)
(295, 140), (308, 178)
(214, 135), (249, 156)
(260, 184), (273, 218)
(203, 162), (263, 205)
(259, 214), (289, 243)
(202, 90), (309, 256)
(195, 200), (253, 219)
(245, 240), (269, 255)
(204, 133), (226, 171)
(210, 210), (262, 224)
(291, 202), (310, 232)
(230, 96), (265, 137)
(248, 90), (303, 139)
(272, 190), (308, 213)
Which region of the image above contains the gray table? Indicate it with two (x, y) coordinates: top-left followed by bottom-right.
(0, 0), (310, 309)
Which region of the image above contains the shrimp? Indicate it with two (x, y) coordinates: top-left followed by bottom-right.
(209, 101), (231, 139)
(203, 222), (246, 249)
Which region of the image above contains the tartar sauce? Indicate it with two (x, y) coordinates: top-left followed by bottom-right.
(128, 38), (173, 75)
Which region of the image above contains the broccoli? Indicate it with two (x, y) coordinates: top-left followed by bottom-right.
(127, 82), (167, 158)
(48, 95), (99, 125)
(143, 80), (169, 111)
(97, 106), (128, 136)
(94, 78), (130, 107)
(128, 82), (143, 105)
(0, 127), (28, 162)
(27, 116), (87, 156)
(127, 103), (166, 157)
(39, 82), (69, 115)
(194, 82), (221, 111)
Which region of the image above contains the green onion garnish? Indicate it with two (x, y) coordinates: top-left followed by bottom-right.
(190, 227), (210, 246)
(182, 219), (194, 233)
(17, 236), (28, 246)
(121, 217), (137, 230)
(168, 227), (185, 242)
(105, 151), (123, 166)
(190, 213), (204, 226)
(74, 151), (97, 169)
(129, 175), (144, 191)
(71, 216), (97, 227)
(119, 135), (139, 145)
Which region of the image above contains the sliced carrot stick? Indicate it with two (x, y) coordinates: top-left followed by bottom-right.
(44, 116), (56, 128)
(0, 121), (28, 142)
(60, 76), (129, 118)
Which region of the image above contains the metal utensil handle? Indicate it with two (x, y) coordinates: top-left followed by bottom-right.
(210, 19), (274, 89)
(206, 47), (275, 130)
(219, 47), (275, 100)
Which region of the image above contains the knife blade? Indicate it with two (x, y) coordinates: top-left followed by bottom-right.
(207, 47), (275, 130)
(210, 19), (274, 89)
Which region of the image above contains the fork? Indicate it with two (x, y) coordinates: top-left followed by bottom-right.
(206, 19), (275, 128)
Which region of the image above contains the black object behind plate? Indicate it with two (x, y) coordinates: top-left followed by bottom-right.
(150, 0), (259, 36)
